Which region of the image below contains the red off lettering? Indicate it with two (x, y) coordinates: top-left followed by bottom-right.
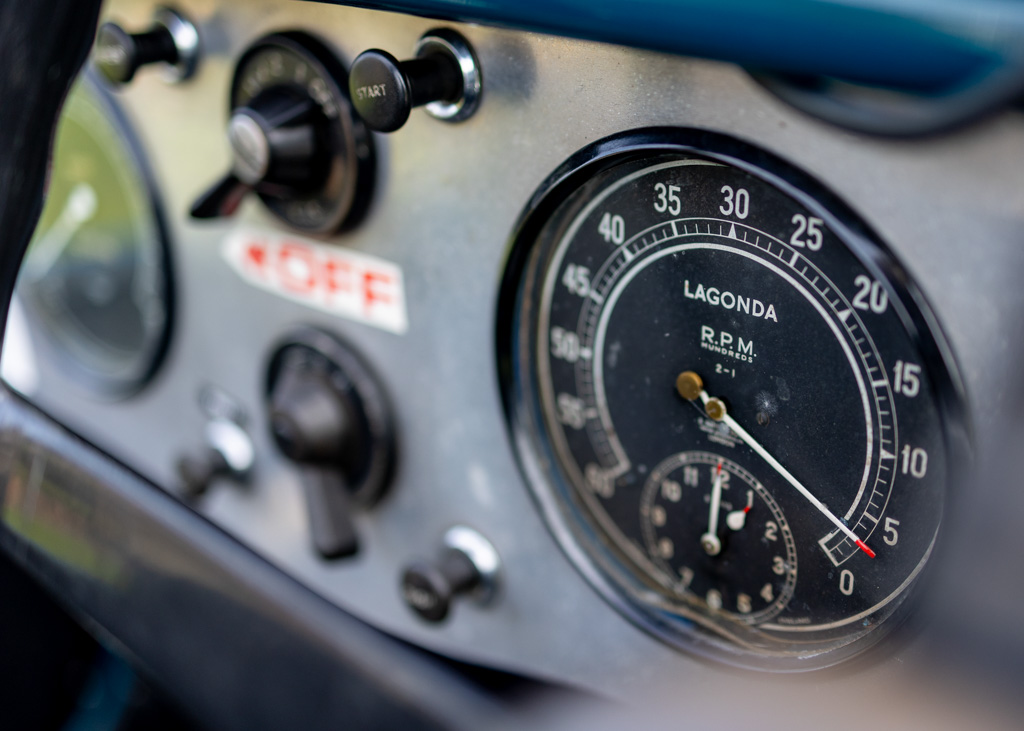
(363, 269), (393, 313)
(244, 241), (268, 276)
(277, 243), (317, 293)
(323, 257), (354, 299)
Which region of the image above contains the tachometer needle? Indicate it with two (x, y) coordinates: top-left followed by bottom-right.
(677, 371), (875, 558)
(701, 460), (725, 556)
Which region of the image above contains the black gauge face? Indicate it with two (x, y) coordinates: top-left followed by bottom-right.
(501, 130), (966, 668)
(640, 451), (797, 624)
(19, 76), (171, 396)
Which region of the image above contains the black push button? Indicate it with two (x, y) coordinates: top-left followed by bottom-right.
(350, 49), (461, 132)
(349, 28), (481, 133)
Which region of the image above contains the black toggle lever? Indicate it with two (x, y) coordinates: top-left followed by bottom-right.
(267, 330), (394, 560)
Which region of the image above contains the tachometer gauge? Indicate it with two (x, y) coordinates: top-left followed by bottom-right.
(18, 74), (172, 396)
(499, 129), (967, 668)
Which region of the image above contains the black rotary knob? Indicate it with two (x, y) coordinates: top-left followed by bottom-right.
(349, 28), (481, 133)
(93, 8), (200, 85)
(190, 32), (375, 235)
(269, 364), (359, 465)
(266, 330), (394, 560)
(189, 87), (324, 220)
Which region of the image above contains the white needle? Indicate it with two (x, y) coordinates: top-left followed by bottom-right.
(726, 491), (752, 531)
(726, 509), (747, 531)
(701, 460), (724, 556)
(697, 389), (875, 558)
(24, 182), (98, 281)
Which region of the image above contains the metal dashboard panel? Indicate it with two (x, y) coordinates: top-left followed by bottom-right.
(12, 0), (1024, 696)
(329, 0), (1024, 92)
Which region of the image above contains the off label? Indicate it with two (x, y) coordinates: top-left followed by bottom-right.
(222, 229), (409, 334)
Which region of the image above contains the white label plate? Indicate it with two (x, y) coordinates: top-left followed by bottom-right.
(222, 229), (408, 335)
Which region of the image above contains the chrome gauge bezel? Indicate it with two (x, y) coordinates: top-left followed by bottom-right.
(18, 71), (174, 399)
(497, 128), (970, 670)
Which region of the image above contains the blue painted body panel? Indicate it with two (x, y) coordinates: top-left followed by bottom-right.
(331, 1), (1024, 91)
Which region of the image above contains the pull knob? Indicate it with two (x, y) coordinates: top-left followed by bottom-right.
(177, 419), (255, 499)
(177, 448), (228, 498)
(266, 330), (394, 560)
(402, 550), (481, 623)
(94, 8), (200, 85)
(401, 527), (500, 623)
(349, 28), (481, 133)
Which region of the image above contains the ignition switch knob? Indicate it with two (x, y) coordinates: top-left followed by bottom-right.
(267, 330), (393, 560)
(401, 527), (500, 623)
(349, 28), (481, 133)
(191, 88), (323, 219)
(94, 8), (200, 85)
(190, 32), (375, 235)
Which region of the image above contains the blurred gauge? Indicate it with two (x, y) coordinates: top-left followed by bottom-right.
(19, 74), (172, 396)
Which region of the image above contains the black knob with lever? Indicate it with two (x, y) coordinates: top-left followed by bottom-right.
(267, 329), (393, 559)
(190, 87), (323, 219)
(94, 7), (200, 85)
(349, 28), (481, 133)
(189, 33), (375, 234)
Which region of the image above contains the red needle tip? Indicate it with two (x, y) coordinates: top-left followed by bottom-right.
(856, 539), (876, 558)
